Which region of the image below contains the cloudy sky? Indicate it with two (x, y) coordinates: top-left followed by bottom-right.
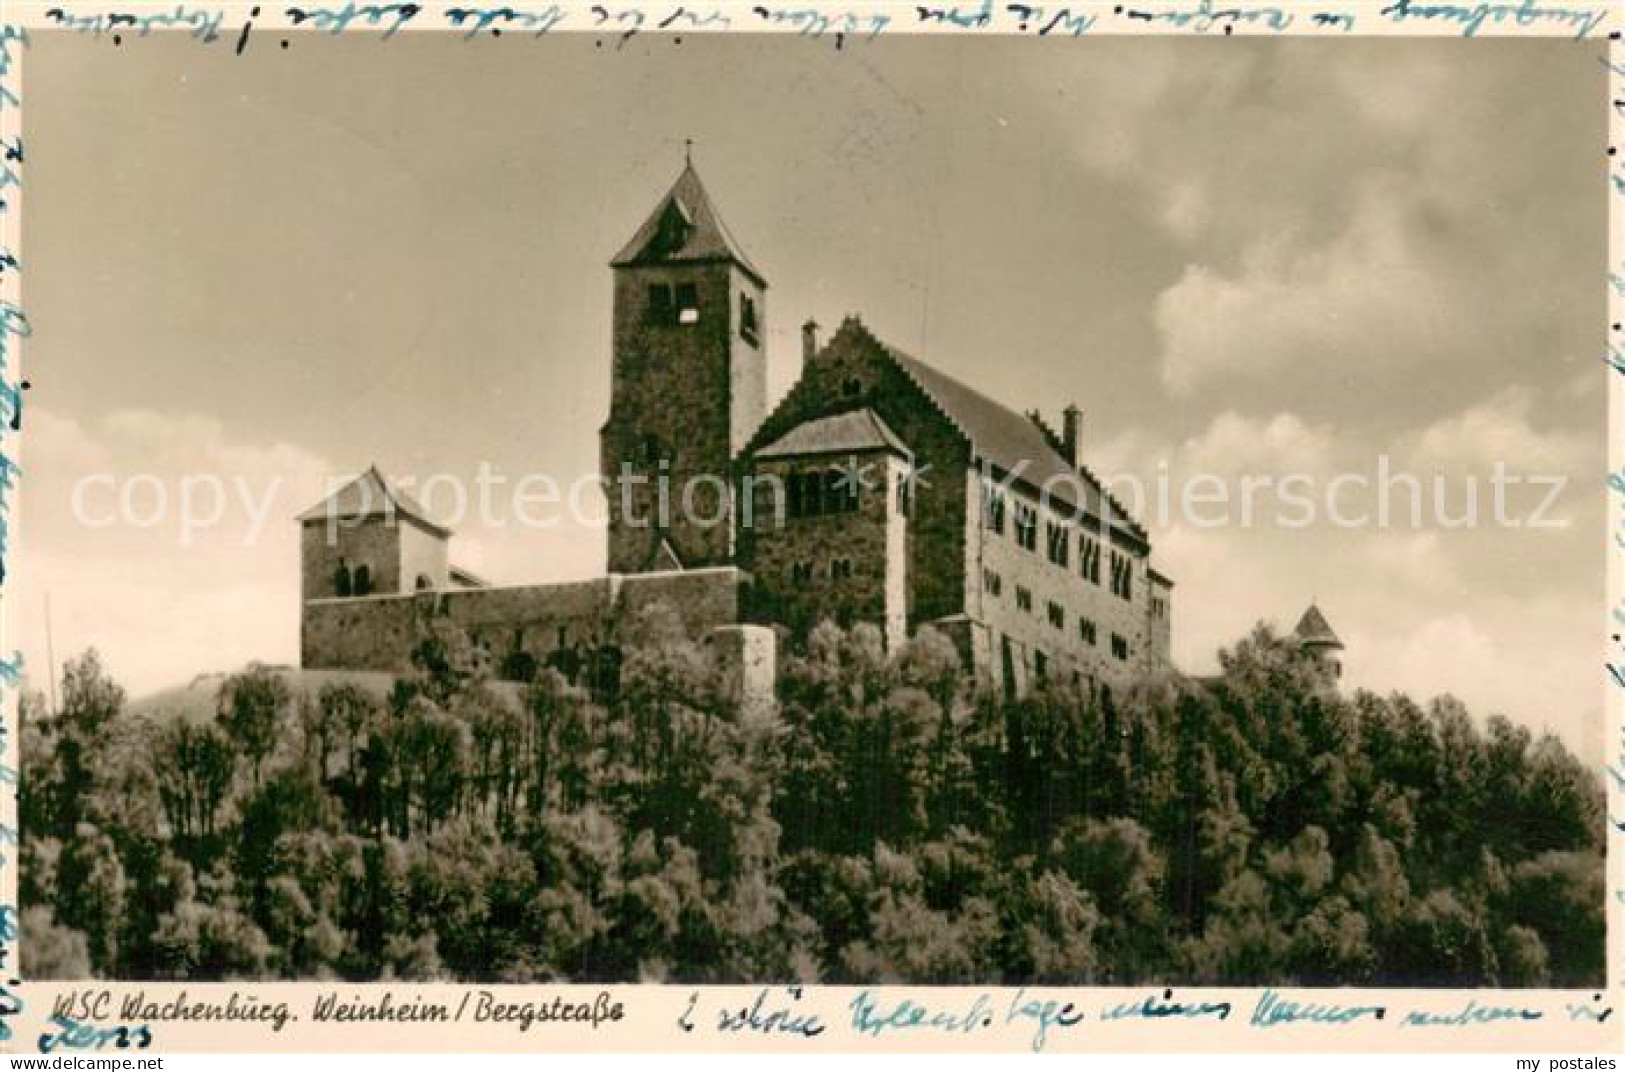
(17, 33), (1607, 757)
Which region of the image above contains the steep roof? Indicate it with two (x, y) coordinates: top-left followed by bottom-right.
(297, 465), (450, 538)
(756, 408), (911, 461)
(611, 162), (765, 287)
(1294, 604), (1343, 649)
(880, 340), (1146, 542)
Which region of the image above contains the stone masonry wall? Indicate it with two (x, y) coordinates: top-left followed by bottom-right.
(603, 262), (765, 572)
(963, 469), (1158, 697)
(742, 451), (908, 647)
(740, 320), (972, 627)
(302, 568), (748, 674)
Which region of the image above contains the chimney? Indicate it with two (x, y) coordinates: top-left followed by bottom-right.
(1062, 405), (1083, 468)
(802, 319), (820, 362)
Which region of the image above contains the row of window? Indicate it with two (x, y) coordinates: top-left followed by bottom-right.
(787, 469), (860, 519)
(790, 557), (855, 583)
(985, 490), (1134, 602)
(333, 563), (373, 597)
(644, 283), (761, 348)
(982, 568), (1131, 660)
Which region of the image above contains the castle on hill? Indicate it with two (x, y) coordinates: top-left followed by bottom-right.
(298, 161), (1182, 702)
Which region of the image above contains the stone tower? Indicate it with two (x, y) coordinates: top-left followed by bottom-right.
(1293, 602), (1344, 684)
(297, 466), (450, 601)
(602, 161), (767, 573)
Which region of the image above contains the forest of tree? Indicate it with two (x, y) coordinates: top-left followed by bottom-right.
(18, 605), (1604, 986)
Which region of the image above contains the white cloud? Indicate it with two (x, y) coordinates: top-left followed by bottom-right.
(15, 407), (338, 698)
(1155, 185), (1450, 395)
(1406, 387), (1591, 477)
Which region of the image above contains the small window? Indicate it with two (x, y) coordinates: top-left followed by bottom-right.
(415, 573), (434, 591)
(1015, 585), (1033, 613)
(646, 283), (673, 325)
(676, 282), (700, 324)
(791, 561), (813, 584)
(842, 377), (862, 398)
(333, 563), (353, 598)
(353, 564), (373, 597)
(1079, 618), (1097, 645)
(740, 292), (759, 345)
(1034, 650), (1048, 681)
(984, 490), (1006, 534)
(831, 558), (854, 581)
(1014, 503), (1038, 552)
(1046, 601), (1065, 630)
(1111, 634), (1129, 661)
(983, 568), (1002, 597)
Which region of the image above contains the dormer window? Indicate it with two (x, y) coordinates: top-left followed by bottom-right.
(653, 200), (693, 258)
(676, 282), (699, 325)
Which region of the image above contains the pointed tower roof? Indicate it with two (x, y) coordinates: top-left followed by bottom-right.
(611, 162), (765, 287)
(1293, 603), (1343, 649)
(297, 465), (450, 538)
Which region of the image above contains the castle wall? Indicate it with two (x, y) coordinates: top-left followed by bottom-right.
(302, 568), (749, 675)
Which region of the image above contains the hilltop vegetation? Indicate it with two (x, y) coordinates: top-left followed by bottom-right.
(19, 607), (1603, 985)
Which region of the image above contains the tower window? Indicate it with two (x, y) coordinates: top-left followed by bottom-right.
(646, 284), (673, 325)
(740, 292), (759, 345)
(791, 561), (812, 584)
(830, 558), (854, 581)
(842, 377), (862, 398)
(639, 434), (670, 467)
(333, 563), (353, 597)
(676, 282), (700, 324)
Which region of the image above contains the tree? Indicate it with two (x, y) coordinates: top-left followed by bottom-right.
(217, 666), (290, 786)
(153, 720), (236, 843)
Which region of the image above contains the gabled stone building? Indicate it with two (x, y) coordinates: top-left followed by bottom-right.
(300, 161), (1175, 700)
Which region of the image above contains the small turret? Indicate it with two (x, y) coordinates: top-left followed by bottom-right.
(1293, 602), (1344, 683)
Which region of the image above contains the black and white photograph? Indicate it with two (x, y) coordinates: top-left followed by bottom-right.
(12, 26), (1607, 995)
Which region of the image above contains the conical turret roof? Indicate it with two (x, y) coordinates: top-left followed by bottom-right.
(1294, 603), (1343, 649)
